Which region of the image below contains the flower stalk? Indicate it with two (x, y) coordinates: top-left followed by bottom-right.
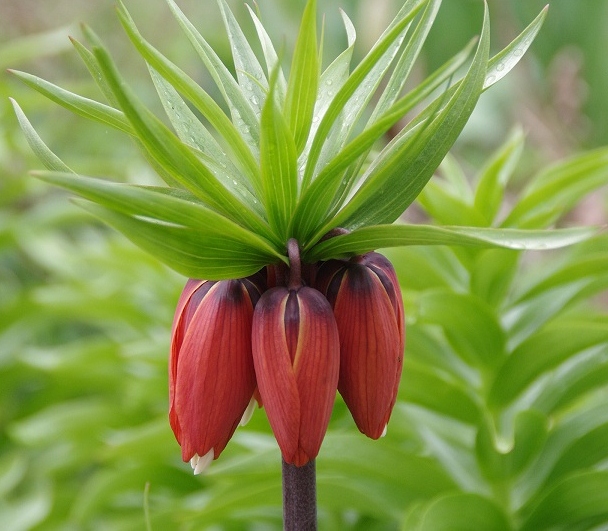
(282, 458), (317, 531)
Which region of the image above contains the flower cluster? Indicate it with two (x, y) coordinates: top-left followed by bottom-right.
(170, 239), (404, 473)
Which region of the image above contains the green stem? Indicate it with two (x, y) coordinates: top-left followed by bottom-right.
(282, 458), (317, 530)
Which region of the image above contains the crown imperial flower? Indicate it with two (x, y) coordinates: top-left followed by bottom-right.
(317, 252), (405, 439)
(252, 240), (340, 466)
(169, 274), (265, 474)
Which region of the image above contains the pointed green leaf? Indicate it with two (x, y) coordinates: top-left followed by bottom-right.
(521, 471), (608, 531)
(305, 223), (596, 261)
(292, 39), (476, 243)
(68, 195), (282, 280)
(328, 3), (490, 232)
(488, 320), (608, 407)
(217, 0), (268, 115)
(260, 73), (298, 239)
(474, 127), (524, 224)
(165, 0), (260, 149)
(70, 35), (118, 106)
(284, 0), (319, 154)
(114, 1), (262, 193)
(406, 493), (511, 531)
(246, 5), (287, 102)
(9, 69), (132, 135)
(92, 42), (274, 241)
(370, 0), (442, 120)
(301, 0), (427, 189)
(88, 208), (273, 280)
(483, 6), (548, 90)
(33, 170), (281, 263)
(10, 98), (73, 173)
(147, 66), (262, 214)
(502, 147), (608, 228)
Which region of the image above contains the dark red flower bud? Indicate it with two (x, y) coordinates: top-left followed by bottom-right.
(317, 252), (404, 439)
(169, 274), (264, 474)
(252, 286), (340, 466)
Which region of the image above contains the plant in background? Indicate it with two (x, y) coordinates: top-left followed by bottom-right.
(9, 0), (599, 528)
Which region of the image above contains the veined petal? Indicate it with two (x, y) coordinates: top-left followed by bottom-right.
(318, 252), (404, 439)
(334, 265), (400, 438)
(252, 286), (339, 466)
(252, 287), (301, 461)
(292, 287), (340, 464)
(169, 279), (214, 443)
(173, 279), (257, 461)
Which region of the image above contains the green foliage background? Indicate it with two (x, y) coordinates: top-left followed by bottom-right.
(1, 0), (607, 529)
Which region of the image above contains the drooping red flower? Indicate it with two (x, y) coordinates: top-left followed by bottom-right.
(169, 273), (265, 474)
(252, 285), (340, 466)
(317, 252), (404, 439)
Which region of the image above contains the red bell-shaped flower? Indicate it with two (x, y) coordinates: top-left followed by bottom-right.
(252, 285), (340, 466)
(170, 274), (264, 474)
(317, 252), (404, 439)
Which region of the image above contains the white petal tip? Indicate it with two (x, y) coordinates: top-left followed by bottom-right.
(190, 449), (214, 475)
(380, 424), (388, 438)
(239, 396), (258, 427)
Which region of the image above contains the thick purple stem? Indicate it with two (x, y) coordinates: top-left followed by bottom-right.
(282, 458), (317, 530)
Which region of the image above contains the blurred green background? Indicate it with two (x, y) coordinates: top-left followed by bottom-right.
(1, 1), (607, 529)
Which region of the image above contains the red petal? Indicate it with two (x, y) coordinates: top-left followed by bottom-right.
(334, 265), (402, 439)
(252, 288), (301, 461)
(174, 280), (256, 461)
(292, 287), (340, 465)
(252, 287), (339, 466)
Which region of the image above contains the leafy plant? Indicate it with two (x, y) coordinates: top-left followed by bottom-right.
(5, 0), (606, 529)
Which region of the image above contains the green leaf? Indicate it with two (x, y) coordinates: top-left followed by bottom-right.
(217, 0), (268, 115)
(74, 200), (281, 280)
(544, 422), (608, 486)
(521, 471), (608, 531)
(370, 0), (442, 121)
(474, 127), (525, 224)
(284, 0), (319, 154)
(305, 224), (597, 261)
(404, 493), (512, 531)
(10, 98), (73, 173)
(488, 320), (608, 408)
(114, 1), (262, 194)
(260, 72), (298, 239)
(9, 70), (132, 135)
(293, 40), (476, 244)
(246, 5), (287, 102)
(401, 360), (482, 424)
(476, 410), (547, 481)
(70, 35), (119, 106)
(417, 290), (506, 369)
(92, 42), (274, 241)
(470, 249), (520, 307)
(147, 66), (262, 214)
(32, 171), (282, 274)
(483, 6), (548, 91)
(502, 147), (608, 229)
(165, 0), (260, 150)
(328, 3), (490, 232)
(301, 0), (427, 189)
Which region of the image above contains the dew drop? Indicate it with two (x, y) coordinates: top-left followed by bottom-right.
(232, 179), (238, 186)
(496, 63), (505, 72)
(513, 48), (523, 57)
(250, 96), (259, 105)
(325, 79), (333, 86)
(312, 115), (320, 123)
(486, 74), (496, 85)
(327, 91), (334, 97)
